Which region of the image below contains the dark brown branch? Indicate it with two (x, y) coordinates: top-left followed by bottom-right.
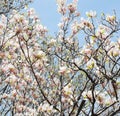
(76, 100), (86, 116)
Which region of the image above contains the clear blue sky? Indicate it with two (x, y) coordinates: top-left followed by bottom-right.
(30, 0), (120, 34)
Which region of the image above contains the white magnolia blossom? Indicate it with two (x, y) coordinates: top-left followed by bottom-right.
(56, 0), (67, 6)
(48, 39), (56, 46)
(63, 84), (73, 95)
(80, 18), (93, 29)
(59, 66), (71, 74)
(27, 8), (35, 18)
(59, 66), (67, 74)
(67, 3), (77, 13)
(71, 21), (82, 34)
(86, 10), (97, 17)
(5, 75), (18, 85)
(106, 15), (116, 22)
(39, 103), (53, 113)
(34, 50), (45, 59)
(108, 46), (120, 57)
(86, 58), (96, 69)
(82, 91), (92, 100)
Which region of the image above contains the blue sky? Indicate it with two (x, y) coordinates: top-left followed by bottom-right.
(30, 0), (120, 34)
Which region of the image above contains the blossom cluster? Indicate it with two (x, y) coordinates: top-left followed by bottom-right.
(0, 0), (120, 116)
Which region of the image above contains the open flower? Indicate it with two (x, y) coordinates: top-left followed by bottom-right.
(56, 0), (67, 14)
(82, 91), (92, 100)
(96, 93), (106, 105)
(106, 15), (116, 23)
(68, 3), (76, 13)
(48, 39), (56, 46)
(71, 21), (82, 34)
(59, 66), (71, 75)
(56, 0), (66, 6)
(5, 75), (18, 86)
(59, 66), (67, 74)
(27, 8), (35, 18)
(34, 50), (45, 59)
(80, 18), (93, 29)
(40, 103), (53, 113)
(108, 45), (120, 57)
(86, 58), (96, 69)
(86, 10), (97, 18)
(63, 84), (73, 96)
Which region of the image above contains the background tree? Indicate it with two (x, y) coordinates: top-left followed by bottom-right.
(0, 0), (120, 116)
(0, 0), (33, 15)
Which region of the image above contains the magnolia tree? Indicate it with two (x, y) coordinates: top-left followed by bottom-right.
(0, 0), (120, 116)
(0, 0), (33, 15)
